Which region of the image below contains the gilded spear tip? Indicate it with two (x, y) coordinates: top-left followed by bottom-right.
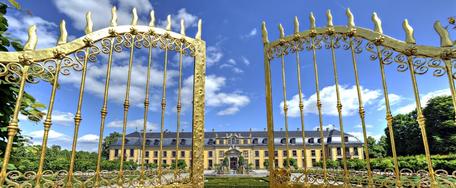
(278, 24), (284, 38)
(131, 8), (138, 26)
(195, 19), (202, 39)
(402, 19), (416, 44)
(294, 16), (299, 34)
(57, 20), (67, 45)
(149, 10), (155, 27)
(24, 25), (37, 51)
(180, 19), (185, 36)
(85, 11), (93, 34)
(110, 6), (117, 27)
(326, 9), (333, 27)
(346, 8), (355, 28)
(261, 21), (269, 44)
(309, 12), (316, 30)
(166, 15), (171, 31)
(372, 12), (383, 34)
(433, 21), (453, 47)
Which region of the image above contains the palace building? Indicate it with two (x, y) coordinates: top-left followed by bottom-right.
(108, 128), (364, 170)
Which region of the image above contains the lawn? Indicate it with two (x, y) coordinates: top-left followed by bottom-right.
(204, 177), (269, 188)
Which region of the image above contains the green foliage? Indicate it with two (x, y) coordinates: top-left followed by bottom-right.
(170, 159), (186, 169)
(222, 157), (229, 167)
(385, 96), (455, 156)
(282, 158), (297, 169)
(102, 132), (121, 159)
(263, 160), (269, 169)
(368, 136), (386, 158)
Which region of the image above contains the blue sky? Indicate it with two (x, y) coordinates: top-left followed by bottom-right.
(8, 0), (455, 151)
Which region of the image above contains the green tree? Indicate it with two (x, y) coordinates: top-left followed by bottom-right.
(367, 136), (386, 158)
(263, 160), (269, 169)
(102, 132), (121, 159)
(171, 159), (187, 169)
(283, 158), (297, 169)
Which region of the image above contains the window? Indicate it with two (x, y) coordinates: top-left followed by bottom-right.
(282, 150), (287, 156)
(208, 139), (215, 145)
(172, 151), (176, 157)
(262, 138), (267, 144)
(114, 149), (118, 157)
(255, 160), (260, 169)
(219, 151), (224, 157)
(163, 160), (167, 165)
(344, 136), (349, 142)
(154, 159), (158, 164)
(220, 139), (224, 145)
(327, 137), (332, 143)
(154, 151), (158, 157)
(130, 149), (134, 157)
(255, 150), (259, 157)
(312, 159), (316, 165)
(163, 151), (167, 157)
(308, 138), (314, 144)
(252, 138), (258, 144)
(208, 160), (213, 169)
(243, 150), (248, 157)
(145, 159), (149, 164)
(180, 139), (186, 145)
(292, 150), (297, 157)
(317, 138), (321, 143)
(274, 159), (278, 167)
(290, 138), (296, 144)
(154, 139), (159, 146)
(311, 150), (316, 157)
(145, 151), (149, 158)
(171, 139), (177, 145)
(208, 151), (213, 157)
(146, 139), (151, 146)
(337, 147), (341, 156)
(244, 139), (248, 144)
(280, 138), (286, 144)
(274, 151), (278, 157)
(181, 151), (185, 157)
(264, 151), (268, 157)
(354, 147), (359, 156)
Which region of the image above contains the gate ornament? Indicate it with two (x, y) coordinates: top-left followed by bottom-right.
(262, 8), (455, 187)
(0, 7), (206, 188)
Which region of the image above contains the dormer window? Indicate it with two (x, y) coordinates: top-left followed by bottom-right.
(344, 136), (349, 142)
(327, 137), (332, 143)
(208, 139), (215, 145)
(318, 138), (321, 143)
(252, 138), (258, 144)
(180, 139), (186, 145)
(262, 138), (268, 144)
(145, 139), (151, 146)
(308, 138), (314, 144)
(280, 138), (286, 144)
(290, 138), (296, 144)
(171, 139), (177, 145)
(154, 139), (160, 146)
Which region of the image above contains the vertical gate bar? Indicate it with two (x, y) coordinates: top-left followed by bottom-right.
(261, 22), (276, 187)
(36, 61), (61, 187)
(293, 16), (308, 183)
(158, 34), (169, 185)
(372, 12), (401, 187)
(67, 46), (90, 187)
(94, 37), (115, 187)
(118, 30), (137, 186)
(402, 19), (436, 187)
(328, 33), (349, 184)
(174, 19), (185, 181)
(444, 59), (456, 121)
(0, 65), (29, 186)
(348, 36), (373, 187)
(139, 35), (153, 186)
(309, 12), (327, 184)
(375, 45), (401, 187)
(278, 24), (291, 171)
(191, 19), (206, 188)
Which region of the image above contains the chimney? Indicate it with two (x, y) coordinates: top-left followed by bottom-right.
(264, 128), (266, 131)
(297, 128), (300, 131)
(212, 128), (215, 132)
(317, 128), (320, 131)
(280, 128), (283, 131)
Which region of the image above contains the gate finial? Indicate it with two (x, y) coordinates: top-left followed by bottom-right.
(294, 16), (299, 34)
(372, 12), (383, 34)
(131, 8), (138, 26)
(57, 20), (67, 45)
(111, 7), (117, 27)
(149, 10), (155, 27)
(346, 8), (355, 29)
(180, 19), (186, 36)
(166, 15), (172, 31)
(433, 21), (453, 47)
(402, 19), (416, 44)
(85, 12), (93, 34)
(278, 24), (285, 38)
(24, 25), (37, 51)
(261, 21), (269, 44)
(326, 9), (333, 27)
(309, 12), (316, 30)
(195, 19), (202, 39)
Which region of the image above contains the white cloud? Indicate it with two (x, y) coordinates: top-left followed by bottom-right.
(376, 93), (402, 111)
(172, 53), (194, 67)
(395, 88), (450, 114)
(78, 134), (99, 143)
(52, 0), (153, 31)
(60, 62), (178, 111)
(282, 85), (381, 117)
(181, 75), (250, 116)
(219, 58), (243, 74)
(241, 56), (250, 66)
(158, 8), (198, 31)
(107, 118), (158, 131)
(313, 124), (336, 131)
(242, 28), (257, 39)
(27, 130), (71, 143)
(206, 46), (223, 66)
(19, 111), (74, 126)
(6, 14), (58, 49)
(348, 131), (382, 142)
(355, 124), (373, 128)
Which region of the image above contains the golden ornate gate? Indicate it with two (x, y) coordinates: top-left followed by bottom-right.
(262, 9), (455, 187)
(0, 7), (206, 187)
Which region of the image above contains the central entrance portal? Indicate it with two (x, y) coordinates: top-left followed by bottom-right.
(229, 157), (238, 170)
